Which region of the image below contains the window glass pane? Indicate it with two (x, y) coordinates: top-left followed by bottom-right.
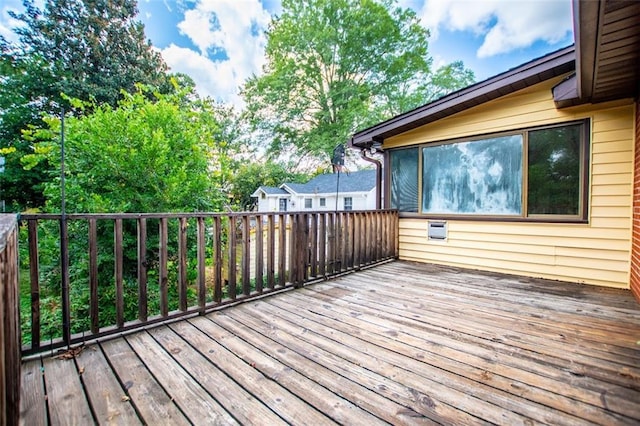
(527, 124), (581, 215)
(344, 197), (352, 210)
(422, 135), (523, 215)
(390, 148), (418, 212)
(304, 198), (312, 209)
(319, 198), (326, 207)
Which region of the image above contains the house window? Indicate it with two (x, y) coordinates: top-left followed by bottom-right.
(389, 120), (588, 221)
(422, 134), (523, 215)
(527, 125), (583, 216)
(390, 148), (419, 213)
(319, 198), (326, 207)
(278, 198), (287, 211)
(344, 197), (353, 211)
(304, 198), (312, 209)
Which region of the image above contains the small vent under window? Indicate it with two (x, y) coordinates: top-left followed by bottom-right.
(428, 221), (447, 240)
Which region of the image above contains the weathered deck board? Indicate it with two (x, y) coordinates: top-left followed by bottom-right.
(42, 356), (93, 424)
(18, 360), (46, 426)
(19, 261), (640, 425)
(100, 338), (189, 425)
(74, 345), (141, 425)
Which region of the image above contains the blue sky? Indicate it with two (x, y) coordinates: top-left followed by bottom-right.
(1, 0), (574, 107)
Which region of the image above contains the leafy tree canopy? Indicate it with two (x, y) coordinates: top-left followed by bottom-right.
(1, 0), (172, 210)
(242, 0), (475, 164)
(25, 86), (234, 214)
(9, 0), (169, 109)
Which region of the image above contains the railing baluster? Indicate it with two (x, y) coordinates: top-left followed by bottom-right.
(228, 216), (237, 300)
(309, 213), (318, 278)
(27, 220), (40, 349)
(277, 214), (286, 287)
(242, 215), (251, 296)
(327, 213), (335, 275)
(114, 219), (124, 328)
(341, 212), (349, 271)
(178, 217), (188, 311)
(88, 219), (99, 334)
(197, 217), (206, 313)
(213, 216), (222, 303)
(159, 217), (168, 317)
(394, 211), (399, 257)
(60, 217), (71, 345)
(374, 212), (382, 261)
(137, 217), (148, 322)
(267, 215), (275, 290)
(302, 213), (310, 283)
(353, 213), (360, 269)
(288, 214), (297, 286)
(255, 215), (264, 293)
(318, 213), (326, 277)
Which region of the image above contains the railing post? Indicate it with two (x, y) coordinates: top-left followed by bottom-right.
(1, 215), (21, 426)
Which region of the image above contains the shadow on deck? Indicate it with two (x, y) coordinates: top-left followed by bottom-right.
(20, 261), (640, 425)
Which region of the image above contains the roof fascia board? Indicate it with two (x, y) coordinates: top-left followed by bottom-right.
(574, 0), (602, 101)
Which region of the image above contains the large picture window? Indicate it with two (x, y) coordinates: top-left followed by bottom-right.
(388, 120), (588, 221)
(422, 135), (523, 215)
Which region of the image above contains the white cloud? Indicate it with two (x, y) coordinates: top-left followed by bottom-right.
(162, 0), (272, 106)
(161, 44), (242, 104)
(0, 0), (28, 43)
(419, 0), (572, 57)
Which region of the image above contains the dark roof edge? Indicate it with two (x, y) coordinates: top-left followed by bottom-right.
(350, 45), (576, 148)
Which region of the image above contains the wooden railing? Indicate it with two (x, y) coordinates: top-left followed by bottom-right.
(1, 215), (20, 426)
(19, 210), (398, 355)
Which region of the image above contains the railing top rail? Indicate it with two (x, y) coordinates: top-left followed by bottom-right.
(0, 214), (18, 252)
(20, 209), (399, 220)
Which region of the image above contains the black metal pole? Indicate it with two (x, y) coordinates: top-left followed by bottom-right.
(60, 109), (71, 346)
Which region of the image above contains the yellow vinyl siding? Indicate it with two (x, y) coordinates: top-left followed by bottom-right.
(388, 76), (635, 288)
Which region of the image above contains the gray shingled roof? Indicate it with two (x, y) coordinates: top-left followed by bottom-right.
(282, 170), (376, 195)
(256, 186), (289, 195)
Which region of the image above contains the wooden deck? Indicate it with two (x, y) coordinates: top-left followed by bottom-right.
(19, 261), (640, 425)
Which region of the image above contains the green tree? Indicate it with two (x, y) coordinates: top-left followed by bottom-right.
(25, 86), (229, 214)
(21, 86), (236, 338)
(1, 0), (170, 211)
(242, 0), (474, 163)
(0, 41), (54, 209)
(10, 0), (168, 108)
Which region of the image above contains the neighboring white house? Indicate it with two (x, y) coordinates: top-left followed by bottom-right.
(251, 170), (377, 212)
